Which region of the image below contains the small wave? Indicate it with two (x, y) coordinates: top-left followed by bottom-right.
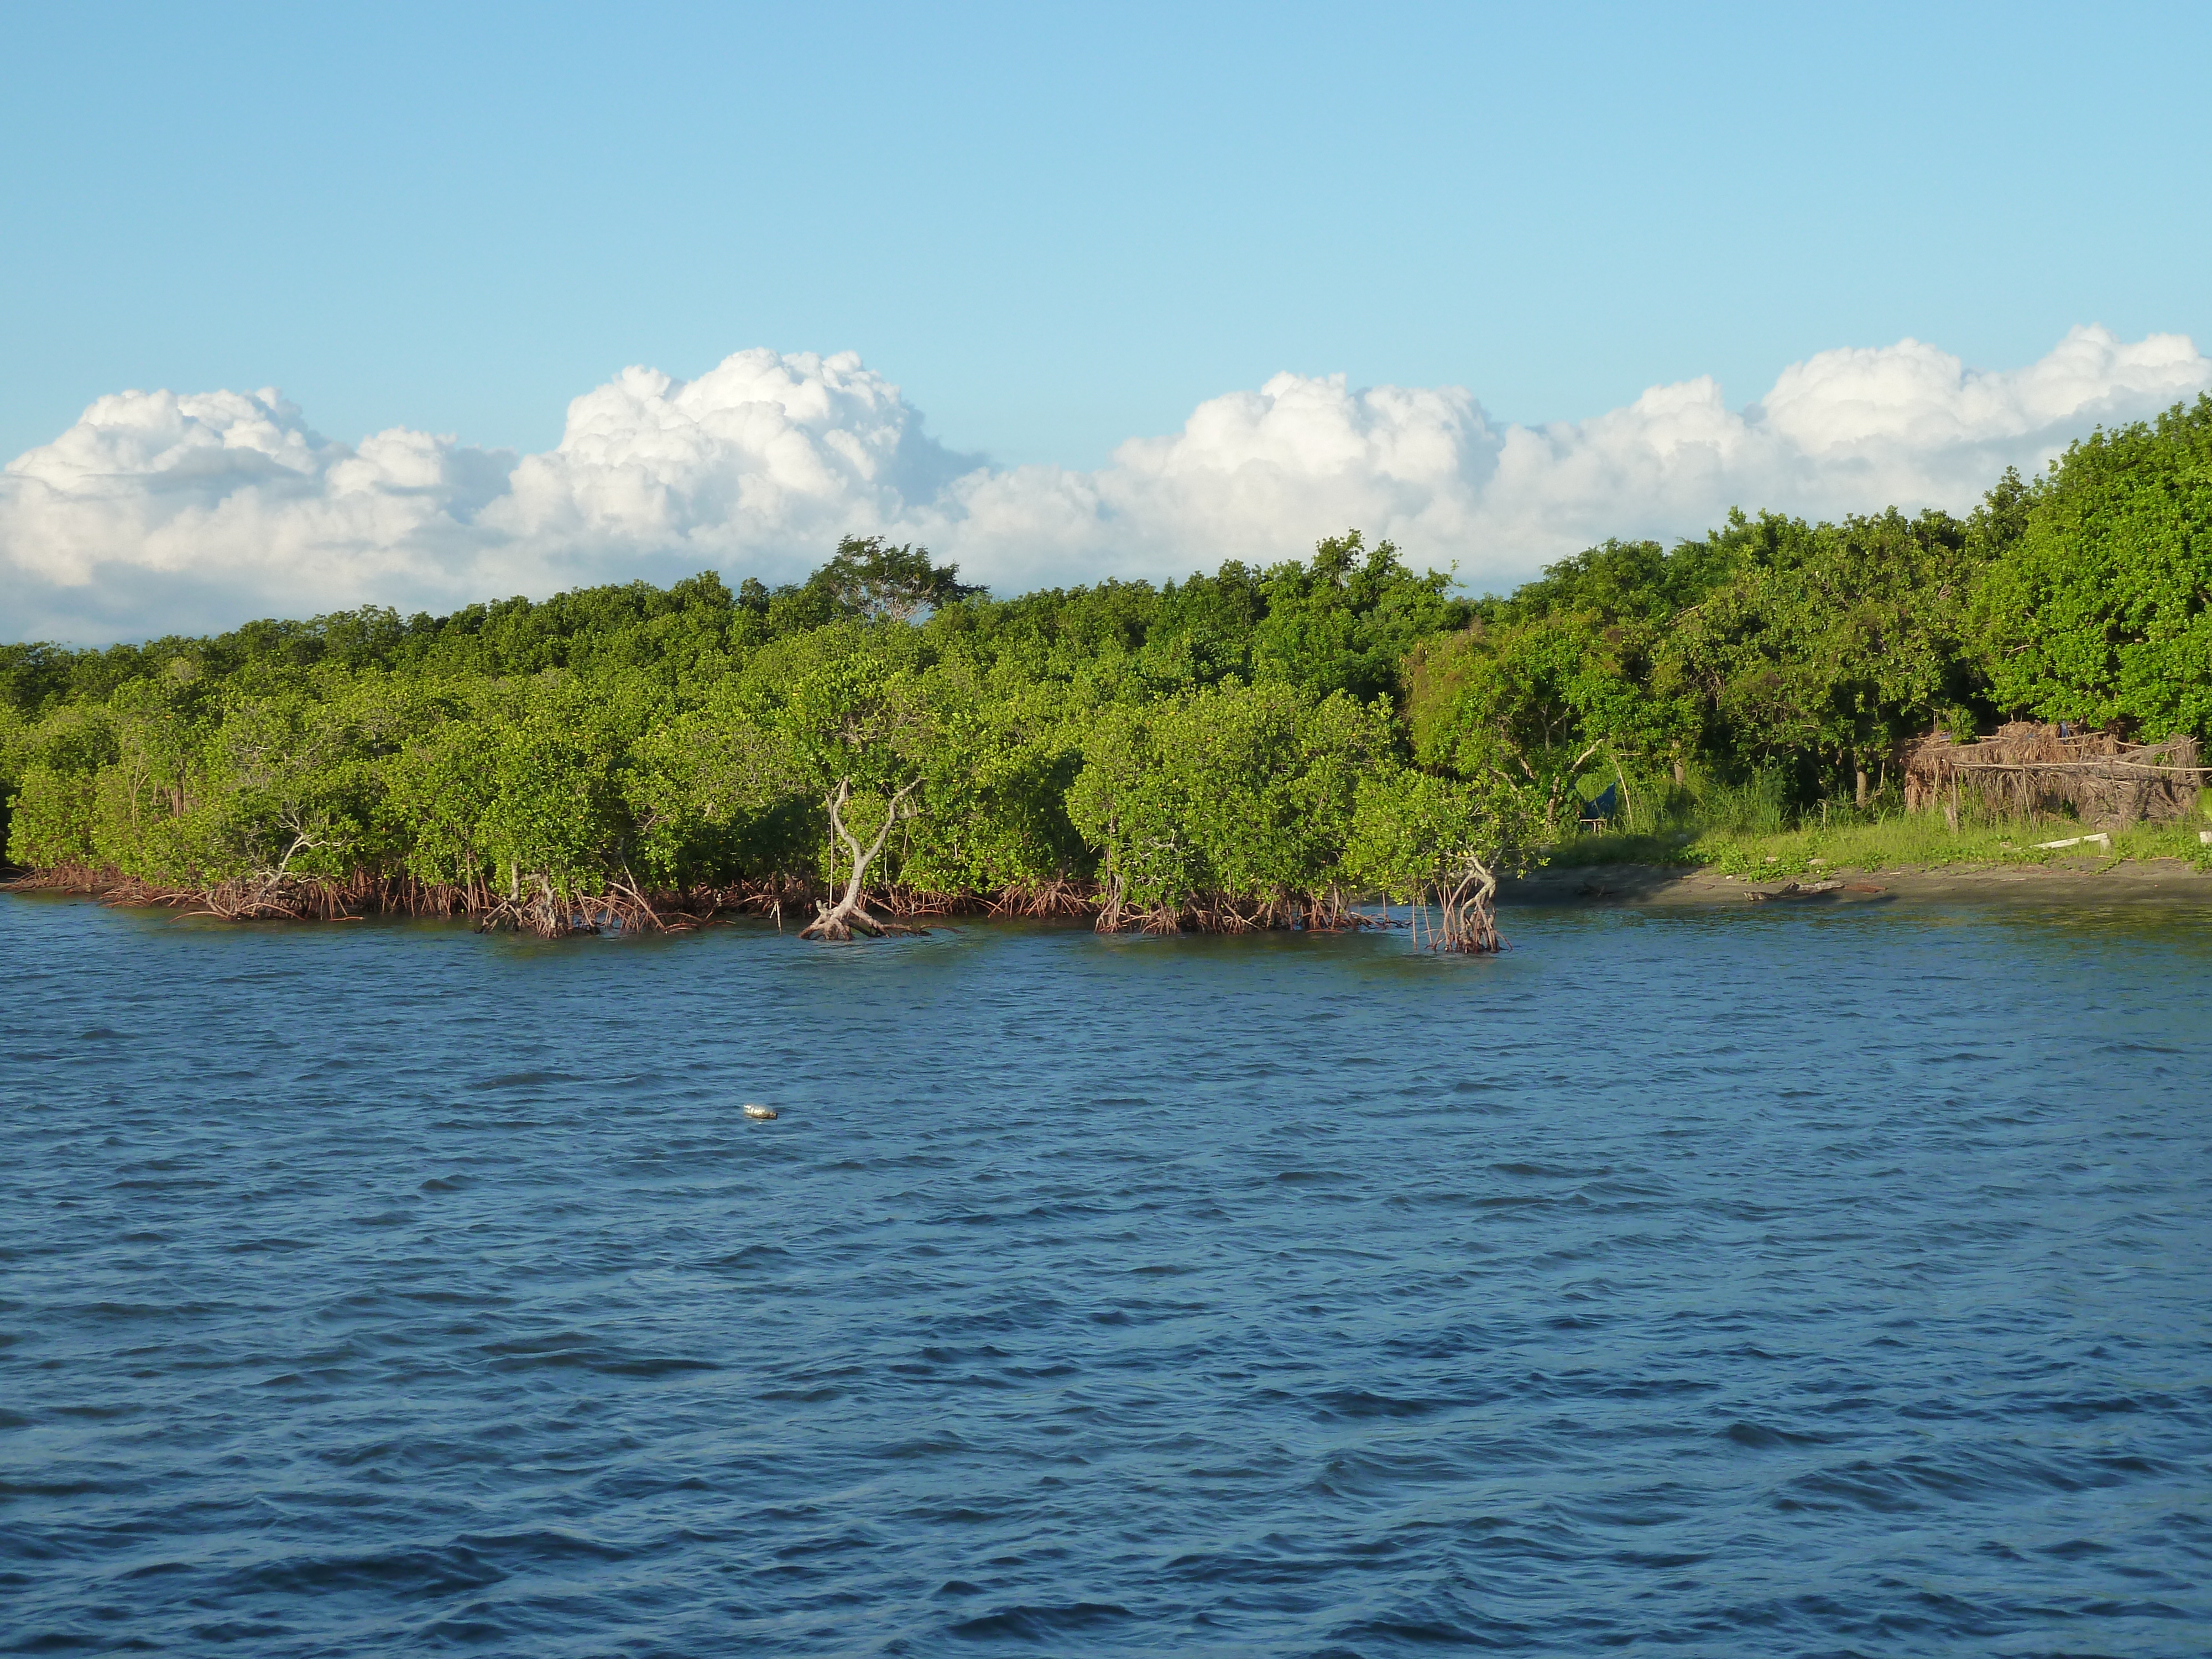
(1724, 1420), (1834, 1448)
(707, 1243), (795, 1266)
(454, 1528), (634, 1563)
(873, 1432), (975, 1460)
(1328, 1610), (1532, 1647)
(947, 1601), (1134, 1641)
(478, 1333), (719, 1376)
(236, 1542), (506, 1598)
(0, 1475), (121, 1499)
(1312, 1387), (1449, 1421)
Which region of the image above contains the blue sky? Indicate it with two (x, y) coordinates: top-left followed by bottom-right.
(5, 1), (2206, 468)
(7, 2), (2212, 641)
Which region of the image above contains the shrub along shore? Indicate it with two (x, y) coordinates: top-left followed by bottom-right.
(3, 398), (2208, 946)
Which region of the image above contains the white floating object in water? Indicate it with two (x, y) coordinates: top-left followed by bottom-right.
(741, 1102), (778, 1120)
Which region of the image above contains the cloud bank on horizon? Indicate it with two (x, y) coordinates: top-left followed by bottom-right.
(4, 325), (2208, 643)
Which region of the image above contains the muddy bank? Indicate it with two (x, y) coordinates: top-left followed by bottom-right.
(1500, 858), (2212, 908)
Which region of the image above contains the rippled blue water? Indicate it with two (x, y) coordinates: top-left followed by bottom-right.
(3, 892), (2210, 1656)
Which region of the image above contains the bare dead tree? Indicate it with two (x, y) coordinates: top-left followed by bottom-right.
(800, 778), (924, 940)
(192, 808), (332, 920)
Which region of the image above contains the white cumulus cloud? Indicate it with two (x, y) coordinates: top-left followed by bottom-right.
(4, 326), (2207, 643)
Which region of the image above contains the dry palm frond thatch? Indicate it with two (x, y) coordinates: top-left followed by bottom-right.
(1903, 723), (2208, 827)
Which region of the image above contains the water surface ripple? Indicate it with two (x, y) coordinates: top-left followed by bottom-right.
(3, 895), (2209, 1655)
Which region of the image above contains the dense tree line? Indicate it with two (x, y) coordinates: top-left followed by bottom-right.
(3, 397), (2206, 938)
(1408, 395), (2210, 818)
(0, 533), (1515, 943)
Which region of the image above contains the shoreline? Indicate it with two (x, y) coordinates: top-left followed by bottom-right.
(1500, 857), (2212, 907)
(11, 858), (2212, 927)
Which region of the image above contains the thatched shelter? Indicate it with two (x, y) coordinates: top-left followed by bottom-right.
(1903, 723), (2209, 827)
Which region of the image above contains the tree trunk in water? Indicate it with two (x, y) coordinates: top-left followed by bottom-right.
(800, 778), (922, 940)
(1428, 857), (1503, 953)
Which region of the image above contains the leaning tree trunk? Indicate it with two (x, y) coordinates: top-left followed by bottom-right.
(800, 778), (921, 941)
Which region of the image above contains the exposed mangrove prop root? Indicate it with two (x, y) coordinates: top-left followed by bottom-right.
(1300, 885), (1385, 932)
(799, 778), (925, 941)
(1421, 858), (1503, 954)
(1091, 884), (1398, 937)
(473, 870), (671, 939)
(986, 879), (1097, 920)
(717, 874), (817, 932)
(16, 861), (1447, 942)
(878, 880), (1098, 921)
(4, 861), (126, 896)
(35, 865), (471, 922)
(877, 888), (964, 920)
(1095, 872), (1126, 934)
(19, 862), (758, 934)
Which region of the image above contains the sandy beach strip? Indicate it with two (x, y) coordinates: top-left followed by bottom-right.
(1500, 858), (2212, 908)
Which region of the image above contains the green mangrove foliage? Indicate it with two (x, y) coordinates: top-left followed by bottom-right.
(1407, 508), (1987, 811)
(0, 534), (1527, 946)
(1405, 395), (2211, 826)
(1975, 398), (2212, 740)
(5, 399), (2208, 933)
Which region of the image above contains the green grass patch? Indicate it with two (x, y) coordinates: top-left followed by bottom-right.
(1542, 807), (2212, 877)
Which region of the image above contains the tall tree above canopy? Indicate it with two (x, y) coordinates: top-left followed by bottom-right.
(790, 536), (984, 626)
